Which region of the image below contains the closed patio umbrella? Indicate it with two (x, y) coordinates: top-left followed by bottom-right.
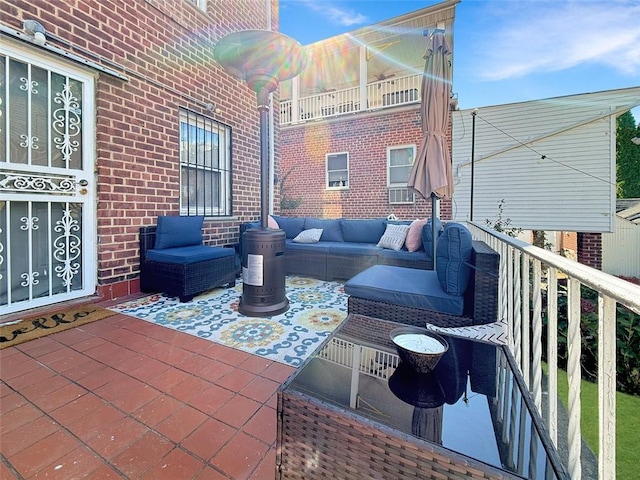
(407, 31), (454, 267)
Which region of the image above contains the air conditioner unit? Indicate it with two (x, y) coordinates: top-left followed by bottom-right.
(388, 187), (414, 205)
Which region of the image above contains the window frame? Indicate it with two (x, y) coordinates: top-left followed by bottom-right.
(387, 144), (416, 204)
(179, 108), (232, 217)
(186, 0), (207, 12)
(325, 152), (349, 190)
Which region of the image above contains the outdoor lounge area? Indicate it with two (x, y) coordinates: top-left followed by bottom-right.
(2, 223), (640, 479)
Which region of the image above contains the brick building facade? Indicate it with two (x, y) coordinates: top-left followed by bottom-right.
(279, 106), (453, 221)
(1, 0), (277, 310)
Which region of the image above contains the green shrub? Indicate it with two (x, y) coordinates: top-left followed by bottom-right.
(541, 283), (640, 395)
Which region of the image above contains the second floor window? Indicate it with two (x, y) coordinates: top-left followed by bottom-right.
(387, 145), (416, 204)
(180, 109), (232, 216)
(326, 152), (349, 189)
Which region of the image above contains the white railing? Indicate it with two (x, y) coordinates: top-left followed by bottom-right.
(468, 222), (640, 480)
(279, 73), (422, 125)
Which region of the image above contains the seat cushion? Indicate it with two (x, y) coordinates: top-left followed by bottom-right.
(436, 223), (473, 296)
(155, 215), (204, 249)
(305, 218), (344, 242)
(345, 265), (464, 316)
(146, 245), (235, 265)
(340, 218), (386, 243)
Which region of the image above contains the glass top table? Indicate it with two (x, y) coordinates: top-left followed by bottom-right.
(276, 314), (568, 480)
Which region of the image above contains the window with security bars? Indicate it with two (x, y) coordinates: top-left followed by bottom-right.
(179, 109), (232, 216)
(387, 145), (415, 204)
(326, 152), (349, 189)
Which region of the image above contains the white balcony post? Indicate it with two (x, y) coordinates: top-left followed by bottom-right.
(359, 45), (367, 112)
(292, 77), (300, 123)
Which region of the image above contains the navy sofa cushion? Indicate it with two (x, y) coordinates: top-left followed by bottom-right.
(344, 265), (464, 315)
(305, 218), (344, 242)
(146, 245), (235, 265)
(377, 247), (429, 263)
(272, 216), (306, 239)
(155, 215), (204, 249)
(436, 223), (473, 296)
(421, 217), (443, 259)
(340, 218), (387, 243)
(326, 242), (380, 256)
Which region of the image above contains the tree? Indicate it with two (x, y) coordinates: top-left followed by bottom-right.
(616, 110), (640, 198)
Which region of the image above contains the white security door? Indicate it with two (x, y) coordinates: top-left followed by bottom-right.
(0, 41), (96, 315)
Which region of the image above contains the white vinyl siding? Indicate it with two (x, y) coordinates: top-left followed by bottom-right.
(451, 87), (640, 233)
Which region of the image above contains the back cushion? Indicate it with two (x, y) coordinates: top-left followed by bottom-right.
(422, 217), (443, 259)
(305, 218), (343, 242)
(272, 216), (306, 239)
(436, 222), (473, 296)
(340, 218), (386, 243)
(155, 215), (204, 249)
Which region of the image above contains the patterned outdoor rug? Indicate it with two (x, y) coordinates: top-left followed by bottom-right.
(110, 276), (348, 367)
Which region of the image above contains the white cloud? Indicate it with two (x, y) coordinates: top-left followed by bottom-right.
(297, 0), (368, 27)
(474, 1), (640, 81)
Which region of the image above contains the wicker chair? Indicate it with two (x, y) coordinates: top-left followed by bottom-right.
(347, 240), (500, 328)
(139, 217), (239, 302)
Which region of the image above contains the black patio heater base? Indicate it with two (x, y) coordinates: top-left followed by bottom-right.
(238, 228), (289, 317)
(214, 30), (307, 317)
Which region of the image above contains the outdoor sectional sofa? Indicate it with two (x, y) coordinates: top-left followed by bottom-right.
(241, 215), (441, 281)
(241, 216), (500, 328)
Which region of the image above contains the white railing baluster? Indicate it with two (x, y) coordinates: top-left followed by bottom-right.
(521, 255), (531, 388)
(598, 294), (616, 480)
(567, 277), (582, 480)
(513, 249), (522, 363)
(531, 259), (543, 410)
(547, 267), (558, 445)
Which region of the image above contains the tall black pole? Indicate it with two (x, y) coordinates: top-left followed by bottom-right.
(470, 109), (477, 222)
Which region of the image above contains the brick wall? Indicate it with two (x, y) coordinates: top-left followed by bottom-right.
(578, 232), (602, 270)
(2, 0), (278, 299)
(279, 106), (453, 220)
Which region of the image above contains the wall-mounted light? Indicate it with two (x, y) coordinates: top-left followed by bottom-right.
(23, 19), (46, 45)
(206, 103), (221, 115)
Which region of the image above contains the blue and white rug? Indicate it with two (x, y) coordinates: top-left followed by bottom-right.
(110, 276), (347, 367)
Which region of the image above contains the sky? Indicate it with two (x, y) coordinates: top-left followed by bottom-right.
(279, 0), (640, 121)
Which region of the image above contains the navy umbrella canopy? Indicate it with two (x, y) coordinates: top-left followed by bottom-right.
(407, 31), (454, 267)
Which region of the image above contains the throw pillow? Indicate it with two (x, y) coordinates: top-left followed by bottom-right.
(293, 228), (323, 244)
(268, 215), (279, 229)
(377, 223), (410, 251)
(155, 215), (204, 249)
(405, 218), (427, 252)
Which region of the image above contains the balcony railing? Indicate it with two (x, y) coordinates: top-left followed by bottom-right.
(468, 222), (640, 480)
(280, 73), (422, 125)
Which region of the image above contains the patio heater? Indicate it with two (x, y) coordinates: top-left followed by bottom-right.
(214, 30), (307, 317)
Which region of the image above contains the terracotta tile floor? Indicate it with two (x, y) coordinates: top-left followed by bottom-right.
(0, 302), (295, 479)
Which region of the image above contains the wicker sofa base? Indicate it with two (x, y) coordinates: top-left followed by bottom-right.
(141, 255), (237, 302)
(346, 240), (500, 327)
(139, 225), (238, 302)
(277, 389), (519, 480)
